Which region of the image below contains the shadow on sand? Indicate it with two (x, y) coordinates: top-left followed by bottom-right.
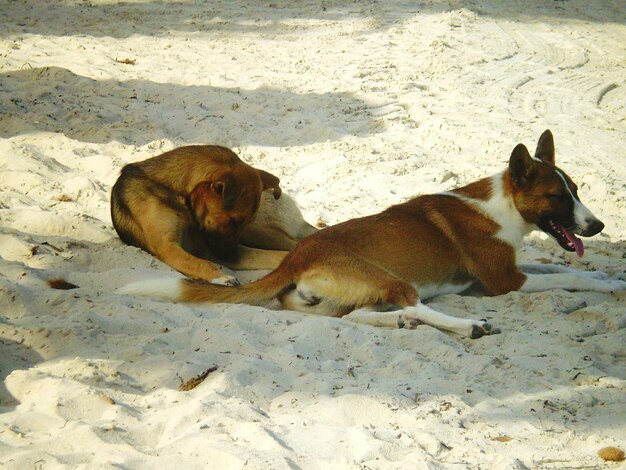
(2, 0), (624, 40)
(0, 337), (43, 410)
(0, 66), (378, 146)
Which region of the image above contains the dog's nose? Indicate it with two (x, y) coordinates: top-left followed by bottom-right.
(581, 218), (604, 237)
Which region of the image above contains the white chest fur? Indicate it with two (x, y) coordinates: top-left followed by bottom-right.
(446, 172), (533, 250)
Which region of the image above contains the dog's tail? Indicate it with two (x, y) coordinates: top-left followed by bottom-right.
(119, 264), (294, 306)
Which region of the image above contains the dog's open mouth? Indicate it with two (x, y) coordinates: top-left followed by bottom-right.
(546, 221), (584, 257)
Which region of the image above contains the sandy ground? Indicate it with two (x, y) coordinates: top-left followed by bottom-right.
(1, 0), (625, 468)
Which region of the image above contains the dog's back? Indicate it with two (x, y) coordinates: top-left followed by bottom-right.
(111, 164), (188, 248)
(110, 146), (238, 250)
(129, 146), (242, 192)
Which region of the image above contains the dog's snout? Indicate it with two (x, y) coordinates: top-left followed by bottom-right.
(581, 218), (604, 237)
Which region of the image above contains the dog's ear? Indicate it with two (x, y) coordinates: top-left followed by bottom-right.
(211, 173), (240, 209)
(258, 169), (282, 200)
(509, 143), (539, 187)
(534, 129), (555, 164)
(188, 182), (212, 214)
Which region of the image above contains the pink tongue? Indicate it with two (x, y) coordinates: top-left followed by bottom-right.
(557, 223), (584, 257)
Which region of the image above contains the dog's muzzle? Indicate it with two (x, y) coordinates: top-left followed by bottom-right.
(577, 218), (604, 237)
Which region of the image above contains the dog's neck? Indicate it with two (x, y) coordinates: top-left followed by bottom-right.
(450, 171), (534, 250)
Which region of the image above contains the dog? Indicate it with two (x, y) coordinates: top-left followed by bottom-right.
(111, 145), (317, 285)
(120, 131), (625, 338)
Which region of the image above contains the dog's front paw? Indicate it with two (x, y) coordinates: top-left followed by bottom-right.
(585, 278), (626, 294)
(212, 275), (240, 287)
(603, 279), (626, 293)
(470, 320), (501, 340)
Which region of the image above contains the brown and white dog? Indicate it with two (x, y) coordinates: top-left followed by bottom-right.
(111, 145), (317, 285)
(121, 131), (625, 338)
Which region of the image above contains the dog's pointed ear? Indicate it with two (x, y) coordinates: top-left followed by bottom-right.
(509, 143), (539, 187)
(534, 129), (555, 164)
(211, 173), (240, 209)
(258, 169), (282, 200)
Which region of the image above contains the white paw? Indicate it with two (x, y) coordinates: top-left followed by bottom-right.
(597, 279), (626, 293)
(211, 275), (240, 286)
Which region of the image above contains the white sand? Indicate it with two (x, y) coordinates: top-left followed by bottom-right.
(1, 1), (625, 468)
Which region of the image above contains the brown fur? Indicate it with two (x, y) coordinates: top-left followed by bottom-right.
(178, 184), (523, 309)
(453, 176), (493, 200)
(111, 145), (316, 282)
(175, 131), (590, 315)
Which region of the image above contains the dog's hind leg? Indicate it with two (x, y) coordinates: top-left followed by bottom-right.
(344, 304), (498, 339)
(221, 246), (289, 271)
(279, 251), (419, 317)
(279, 252), (496, 338)
(280, 273), (417, 318)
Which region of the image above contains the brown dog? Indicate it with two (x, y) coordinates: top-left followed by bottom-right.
(111, 145), (317, 285)
(121, 131), (625, 338)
